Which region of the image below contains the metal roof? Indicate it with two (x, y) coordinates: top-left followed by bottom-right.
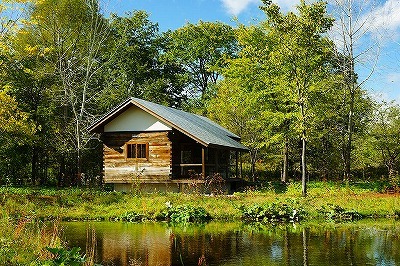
(89, 97), (248, 151)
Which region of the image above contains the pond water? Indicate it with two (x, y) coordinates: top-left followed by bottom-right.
(62, 220), (400, 266)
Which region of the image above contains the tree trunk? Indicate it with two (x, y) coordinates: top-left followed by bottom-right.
(282, 140), (288, 182)
(301, 135), (307, 197)
(344, 82), (355, 181)
(58, 155), (65, 187)
(300, 96), (307, 196)
(251, 153), (256, 182)
(31, 146), (38, 186)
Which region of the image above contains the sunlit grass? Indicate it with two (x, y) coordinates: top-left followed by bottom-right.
(1, 181), (400, 222)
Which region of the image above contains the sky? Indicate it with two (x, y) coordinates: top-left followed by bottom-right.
(103, 0), (400, 103)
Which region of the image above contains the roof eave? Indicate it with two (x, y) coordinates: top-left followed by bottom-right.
(208, 143), (249, 152)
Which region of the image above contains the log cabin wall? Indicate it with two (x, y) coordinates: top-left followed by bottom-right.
(102, 131), (172, 183)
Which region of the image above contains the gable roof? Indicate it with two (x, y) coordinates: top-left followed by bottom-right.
(89, 97), (248, 151)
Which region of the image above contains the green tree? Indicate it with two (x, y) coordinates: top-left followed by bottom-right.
(0, 90), (35, 184)
(262, 0), (335, 195)
(164, 21), (237, 113)
(97, 11), (186, 111)
(208, 23), (296, 181)
(369, 104), (400, 179)
(5, 0), (109, 185)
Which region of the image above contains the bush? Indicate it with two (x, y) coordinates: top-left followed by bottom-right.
(158, 203), (211, 224)
(240, 200), (304, 223)
(118, 211), (146, 222)
(320, 204), (363, 222)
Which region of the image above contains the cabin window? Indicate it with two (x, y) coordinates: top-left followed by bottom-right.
(126, 143), (148, 159)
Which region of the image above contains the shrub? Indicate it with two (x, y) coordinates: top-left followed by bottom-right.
(240, 200), (304, 223)
(158, 204), (211, 224)
(119, 211), (146, 222)
(320, 204), (363, 222)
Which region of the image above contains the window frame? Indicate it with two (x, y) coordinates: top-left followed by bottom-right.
(125, 143), (149, 160)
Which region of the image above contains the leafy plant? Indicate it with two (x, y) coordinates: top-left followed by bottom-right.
(240, 201), (304, 223)
(119, 211), (146, 222)
(320, 204), (363, 222)
(43, 247), (86, 266)
(158, 204), (210, 224)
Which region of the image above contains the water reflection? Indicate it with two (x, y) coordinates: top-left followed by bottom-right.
(62, 221), (400, 266)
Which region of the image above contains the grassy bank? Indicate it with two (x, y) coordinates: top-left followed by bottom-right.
(1, 181), (400, 222)
(1, 181), (400, 265)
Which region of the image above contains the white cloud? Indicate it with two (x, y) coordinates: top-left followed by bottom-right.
(366, 0), (400, 36)
(273, 0), (297, 11)
(220, 0), (259, 15)
(220, 0), (299, 16)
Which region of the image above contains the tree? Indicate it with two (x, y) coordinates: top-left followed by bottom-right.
(164, 21), (237, 113)
(329, 0), (379, 180)
(369, 104), (400, 179)
(0, 90), (35, 184)
(208, 23), (296, 181)
(8, 0), (110, 185)
(262, 1), (335, 195)
(208, 79), (270, 180)
(97, 11), (186, 111)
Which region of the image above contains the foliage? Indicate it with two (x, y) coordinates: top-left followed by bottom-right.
(97, 11), (187, 111)
(320, 204), (363, 222)
(43, 247), (86, 266)
(118, 211), (146, 222)
(164, 20), (237, 113)
(159, 204), (211, 224)
(240, 200), (304, 223)
(0, 91), (35, 184)
(1, 183), (400, 225)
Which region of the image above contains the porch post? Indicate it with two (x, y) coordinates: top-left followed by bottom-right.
(235, 151), (239, 178)
(202, 147), (206, 178)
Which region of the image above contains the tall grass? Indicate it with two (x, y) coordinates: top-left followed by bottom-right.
(0, 216), (62, 265)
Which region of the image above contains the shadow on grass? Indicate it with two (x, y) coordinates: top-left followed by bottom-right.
(346, 181), (389, 192)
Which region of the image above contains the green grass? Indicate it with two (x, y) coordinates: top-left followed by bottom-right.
(0, 181), (399, 222)
(0, 181), (399, 265)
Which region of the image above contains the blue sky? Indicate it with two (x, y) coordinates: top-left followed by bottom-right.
(104, 0), (400, 103)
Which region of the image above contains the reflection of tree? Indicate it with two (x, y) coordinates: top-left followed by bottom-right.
(284, 227), (291, 265)
(61, 222), (400, 265)
(303, 228), (308, 266)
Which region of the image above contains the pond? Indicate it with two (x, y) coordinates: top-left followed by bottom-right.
(62, 220), (400, 266)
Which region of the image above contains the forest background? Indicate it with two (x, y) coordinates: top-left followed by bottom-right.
(1, 0), (399, 192)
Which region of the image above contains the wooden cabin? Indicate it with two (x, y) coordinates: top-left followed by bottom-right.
(89, 97), (248, 192)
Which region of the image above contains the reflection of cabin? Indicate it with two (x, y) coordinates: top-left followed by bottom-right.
(89, 97), (248, 192)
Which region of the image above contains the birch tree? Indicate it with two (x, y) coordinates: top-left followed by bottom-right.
(329, 0), (379, 180)
(20, 0), (111, 184)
